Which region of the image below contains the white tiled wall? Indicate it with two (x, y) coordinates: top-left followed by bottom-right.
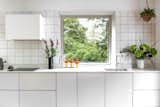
(115, 11), (155, 67)
(0, 10), (61, 68)
(155, 1), (160, 67)
(0, 10), (156, 68)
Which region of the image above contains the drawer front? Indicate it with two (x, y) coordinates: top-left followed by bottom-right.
(133, 91), (160, 107)
(20, 73), (56, 90)
(20, 91), (56, 107)
(0, 73), (19, 89)
(0, 91), (18, 107)
(134, 73), (160, 89)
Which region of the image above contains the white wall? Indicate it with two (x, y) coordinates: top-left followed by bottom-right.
(155, 0), (160, 66)
(0, 0), (25, 11)
(0, 0), (157, 68)
(21, 0), (155, 11)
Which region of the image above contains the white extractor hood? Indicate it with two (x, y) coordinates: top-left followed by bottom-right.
(5, 14), (45, 40)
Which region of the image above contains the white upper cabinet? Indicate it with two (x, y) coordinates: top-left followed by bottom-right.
(5, 14), (45, 40)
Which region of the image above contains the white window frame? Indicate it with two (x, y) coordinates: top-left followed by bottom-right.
(60, 11), (116, 69)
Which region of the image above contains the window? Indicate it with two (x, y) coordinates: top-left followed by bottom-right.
(61, 15), (113, 66)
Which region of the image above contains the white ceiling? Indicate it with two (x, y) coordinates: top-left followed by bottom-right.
(0, 0), (156, 11)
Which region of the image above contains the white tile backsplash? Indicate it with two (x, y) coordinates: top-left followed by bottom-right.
(0, 10), (157, 68)
(115, 11), (155, 67)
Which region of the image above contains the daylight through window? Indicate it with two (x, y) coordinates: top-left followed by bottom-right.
(62, 16), (111, 64)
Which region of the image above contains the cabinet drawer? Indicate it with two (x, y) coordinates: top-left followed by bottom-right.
(133, 91), (160, 107)
(134, 73), (160, 89)
(20, 91), (56, 107)
(0, 73), (19, 89)
(0, 91), (18, 107)
(20, 73), (56, 90)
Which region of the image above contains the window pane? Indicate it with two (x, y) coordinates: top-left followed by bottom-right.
(63, 16), (111, 63)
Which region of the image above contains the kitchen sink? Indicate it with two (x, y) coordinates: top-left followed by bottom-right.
(104, 68), (128, 71)
(13, 68), (39, 71)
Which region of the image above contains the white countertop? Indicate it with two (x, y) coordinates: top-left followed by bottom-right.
(34, 68), (160, 73)
(0, 67), (160, 73)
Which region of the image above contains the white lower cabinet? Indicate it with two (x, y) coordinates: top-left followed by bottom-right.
(57, 73), (77, 107)
(133, 91), (160, 107)
(0, 91), (18, 107)
(0, 72), (159, 107)
(133, 73), (160, 107)
(105, 73), (132, 107)
(20, 91), (56, 107)
(134, 73), (160, 90)
(20, 73), (56, 90)
(57, 73), (105, 107)
(78, 73), (105, 107)
(0, 73), (19, 89)
(57, 73), (133, 107)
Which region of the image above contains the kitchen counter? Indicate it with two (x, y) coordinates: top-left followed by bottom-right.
(34, 67), (160, 72)
(0, 67), (160, 72)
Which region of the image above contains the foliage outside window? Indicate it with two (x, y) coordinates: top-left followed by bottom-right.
(62, 16), (111, 63)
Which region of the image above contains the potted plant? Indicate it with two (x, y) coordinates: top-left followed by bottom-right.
(140, 0), (156, 22)
(121, 44), (157, 69)
(42, 39), (58, 69)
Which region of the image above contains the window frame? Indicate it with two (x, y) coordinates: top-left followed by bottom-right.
(60, 12), (116, 68)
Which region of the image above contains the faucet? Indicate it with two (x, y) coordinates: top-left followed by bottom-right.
(0, 58), (6, 70)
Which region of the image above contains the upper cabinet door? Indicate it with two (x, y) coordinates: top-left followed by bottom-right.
(5, 14), (45, 40)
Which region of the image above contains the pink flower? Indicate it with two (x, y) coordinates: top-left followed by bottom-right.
(56, 40), (58, 48)
(50, 39), (54, 48)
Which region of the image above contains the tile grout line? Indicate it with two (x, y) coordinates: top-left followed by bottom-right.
(18, 73), (20, 107)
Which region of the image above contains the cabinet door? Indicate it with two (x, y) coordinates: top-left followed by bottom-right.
(0, 91), (18, 107)
(105, 73), (132, 107)
(134, 73), (160, 89)
(20, 73), (56, 90)
(57, 73), (77, 107)
(20, 91), (56, 107)
(6, 14), (41, 40)
(133, 91), (160, 107)
(78, 73), (105, 107)
(0, 73), (19, 89)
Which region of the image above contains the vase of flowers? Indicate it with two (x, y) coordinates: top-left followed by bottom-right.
(42, 39), (58, 69)
(121, 43), (157, 69)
